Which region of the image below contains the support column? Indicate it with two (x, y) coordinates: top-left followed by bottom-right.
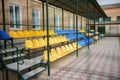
(54, 8), (55, 30)
(26, 0), (29, 30)
(42, 0), (45, 30)
(76, 0), (78, 57)
(46, 0), (50, 76)
(62, 9), (64, 30)
(81, 16), (82, 29)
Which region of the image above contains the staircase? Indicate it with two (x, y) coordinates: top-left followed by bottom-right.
(1, 48), (46, 80)
(0, 43), (46, 80)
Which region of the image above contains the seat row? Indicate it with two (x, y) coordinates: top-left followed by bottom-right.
(43, 42), (82, 62)
(8, 30), (56, 39)
(25, 36), (68, 49)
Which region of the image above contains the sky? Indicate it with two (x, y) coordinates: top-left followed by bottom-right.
(97, 0), (120, 5)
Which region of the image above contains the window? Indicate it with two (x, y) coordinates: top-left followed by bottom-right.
(69, 18), (73, 30)
(117, 16), (120, 21)
(9, 4), (22, 30)
(32, 9), (40, 30)
(55, 14), (60, 30)
(103, 17), (111, 23)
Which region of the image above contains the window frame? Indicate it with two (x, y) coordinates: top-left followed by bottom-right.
(9, 4), (22, 30)
(55, 14), (60, 30)
(69, 17), (73, 30)
(32, 9), (40, 30)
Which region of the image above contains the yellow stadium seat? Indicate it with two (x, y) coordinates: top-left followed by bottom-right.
(56, 47), (63, 58)
(16, 31), (25, 38)
(49, 30), (56, 36)
(80, 29), (85, 33)
(52, 37), (58, 44)
(85, 33), (93, 36)
(34, 31), (40, 37)
(63, 36), (68, 42)
(96, 32), (99, 34)
(49, 38), (54, 45)
(25, 40), (34, 49)
(8, 31), (18, 38)
(39, 38), (46, 47)
(90, 30), (94, 32)
(72, 42), (81, 49)
(29, 30), (35, 37)
(43, 30), (47, 36)
(32, 39), (41, 48)
(43, 50), (52, 62)
(68, 44), (75, 51)
(101, 34), (104, 37)
(39, 30), (44, 36)
(50, 49), (58, 61)
(65, 45), (72, 54)
(93, 36), (99, 40)
(61, 46), (68, 56)
(23, 30), (31, 38)
(56, 36), (61, 43)
(44, 38), (51, 45)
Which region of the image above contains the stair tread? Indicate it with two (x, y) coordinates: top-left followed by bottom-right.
(0, 47), (23, 54)
(23, 67), (45, 80)
(2, 54), (25, 61)
(6, 56), (43, 71)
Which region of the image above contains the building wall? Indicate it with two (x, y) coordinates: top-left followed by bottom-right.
(103, 8), (120, 36)
(0, 0), (87, 31)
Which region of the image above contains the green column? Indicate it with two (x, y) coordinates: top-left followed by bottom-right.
(76, 0), (78, 57)
(46, 0), (50, 76)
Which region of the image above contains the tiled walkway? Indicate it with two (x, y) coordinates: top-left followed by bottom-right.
(37, 37), (120, 80)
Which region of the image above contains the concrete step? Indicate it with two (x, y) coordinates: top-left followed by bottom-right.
(6, 56), (43, 71)
(2, 53), (25, 61)
(23, 67), (45, 80)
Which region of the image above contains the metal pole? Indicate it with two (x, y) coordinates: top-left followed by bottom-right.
(46, 0), (50, 76)
(2, 0), (6, 31)
(62, 9), (64, 30)
(94, 7), (96, 44)
(86, 0), (90, 49)
(81, 16), (82, 29)
(2, 0), (7, 49)
(54, 8), (55, 30)
(26, 0), (29, 30)
(42, 0), (45, 30)
(76, 0), (78, 57)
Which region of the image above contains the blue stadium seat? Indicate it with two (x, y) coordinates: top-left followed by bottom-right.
(0, 31), (13, 40)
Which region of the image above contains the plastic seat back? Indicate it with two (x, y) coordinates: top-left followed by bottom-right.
(25, 40), (34, 49)
(43, 50), (52, 62)
(39, 30), (44, 36)
(68, 44), (74, 50)
(61, 46), (67, 53)
(29, 30), (35, 37)
(43, 30), (47, 36)
(56, 47), (63, 56)
(0, 31), (12, 40)
(34, 31), (40, 37)
(39, 38), (46, 46)
(32, 39), (41, 48)
(51, 49), (58, 57)
(65, 45), (71, 51)
(8, 31), (18, 38)
(16, 31), (25, 38)
(23, 30), (31, 38)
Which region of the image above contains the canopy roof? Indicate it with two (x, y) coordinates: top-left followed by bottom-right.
(40, 0), (107, 19)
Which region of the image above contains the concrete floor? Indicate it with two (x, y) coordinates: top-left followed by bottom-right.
(30, 37), (120, 80)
